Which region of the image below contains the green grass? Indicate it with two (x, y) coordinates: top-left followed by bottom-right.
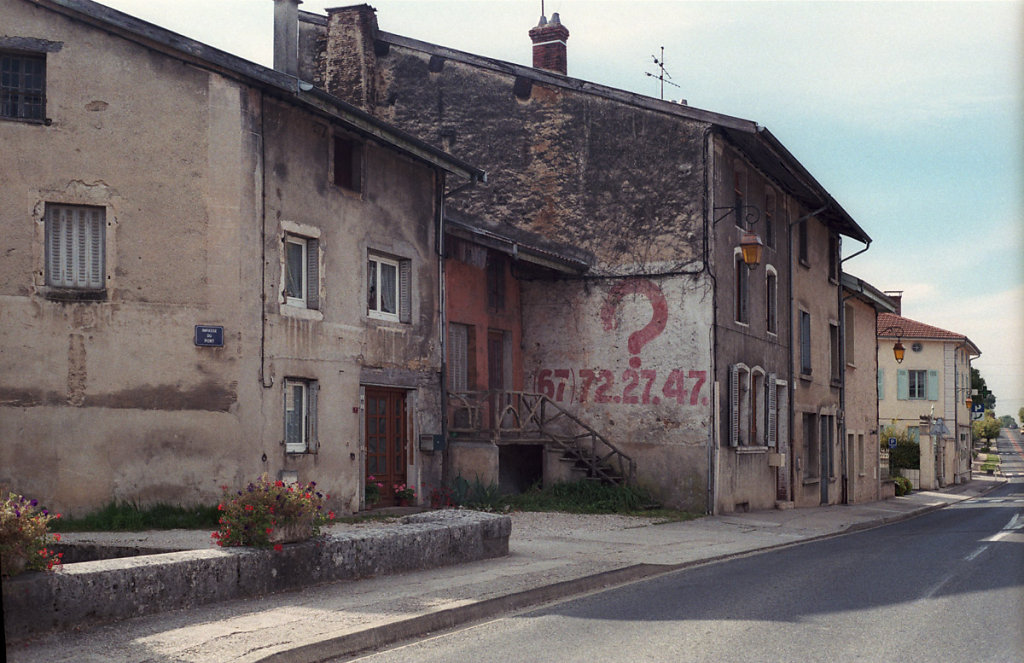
(498, 480), (700, 522)
(50, 501), (221, 532)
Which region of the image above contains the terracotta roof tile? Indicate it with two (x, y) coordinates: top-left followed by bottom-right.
(877, 312), (981, 355)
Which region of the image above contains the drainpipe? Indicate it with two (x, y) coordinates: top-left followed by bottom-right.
(838, 239), (870, 503)
(702, 126), (718, 516)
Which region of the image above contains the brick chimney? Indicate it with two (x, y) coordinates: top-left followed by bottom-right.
(884, 290), (903, 315)
(273, 0), (301, 76)
(529, 12), (569, 75)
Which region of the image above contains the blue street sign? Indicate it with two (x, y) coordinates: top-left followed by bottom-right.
(194, 325), (224, 347)
(888, 437), (898, 449)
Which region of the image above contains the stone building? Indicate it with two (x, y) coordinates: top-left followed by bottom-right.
(297, 4), (876, 512)
(0, 0), (482, 514)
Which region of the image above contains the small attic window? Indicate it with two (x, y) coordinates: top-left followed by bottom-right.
(333, 135), (363, 193)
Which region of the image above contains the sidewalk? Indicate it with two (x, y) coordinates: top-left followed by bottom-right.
(6, 478), (1002, 663)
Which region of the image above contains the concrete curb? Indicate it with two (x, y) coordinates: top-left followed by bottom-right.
(258, 484), (1005, 663)
(2, 510), (510, 640)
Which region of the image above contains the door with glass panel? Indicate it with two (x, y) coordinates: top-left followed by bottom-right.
(365, 387), (407, 506)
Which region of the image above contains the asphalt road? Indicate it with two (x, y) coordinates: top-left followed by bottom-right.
(998, 427), (1023, 479)
(345, 481), (1024, 663)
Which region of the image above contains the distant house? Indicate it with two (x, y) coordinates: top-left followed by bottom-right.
(0, 0), (482, 514)
(877, 296), (980, 488)
(297, 4), (876, 512)
(841, 275), (897, 503)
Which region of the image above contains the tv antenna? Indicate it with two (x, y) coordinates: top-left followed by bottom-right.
(645, 46), (680, 100)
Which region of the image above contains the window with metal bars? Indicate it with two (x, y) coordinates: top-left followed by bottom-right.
(1, 51), (45, 121)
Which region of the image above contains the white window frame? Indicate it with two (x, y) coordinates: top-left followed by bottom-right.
(284, 378), (318, 454)
(908, 369), (927, 400)
(367, 252), (411, 323)
(45, 203), (105, 290)
(284, 235), (308, 307)
(279, 222), (321, 314)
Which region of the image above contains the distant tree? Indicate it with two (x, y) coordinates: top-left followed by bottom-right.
(1019, 406), (1024, 426)
(971, 368), (996, 411)
(998, 415), (1017, 429)
(972, 413), (1001, 445)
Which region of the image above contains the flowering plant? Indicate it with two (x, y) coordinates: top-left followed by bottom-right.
(365, 475), (384, 505)
(211, 475), (334, 549)
(1, 492), (63, 577)
(392, 483), (416, 503)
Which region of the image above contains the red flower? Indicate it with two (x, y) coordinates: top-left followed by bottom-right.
(265, 528), (273, 534)
(328, 511), (335, 520)
(53, 533), (61, 541)
(245, 504), (254, 511)
(273, 543), (283, 552)
(218, 504), (225, 511)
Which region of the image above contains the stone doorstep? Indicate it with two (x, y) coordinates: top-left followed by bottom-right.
(2, 510), (511, 641)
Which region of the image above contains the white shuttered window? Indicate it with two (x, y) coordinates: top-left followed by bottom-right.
(46, 204), (105, 289)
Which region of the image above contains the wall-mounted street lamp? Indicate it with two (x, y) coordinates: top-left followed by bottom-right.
(714, 205), (763, 267)
(878, 324), (906, 364)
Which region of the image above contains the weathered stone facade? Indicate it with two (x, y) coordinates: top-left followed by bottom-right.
(0, 0), (480, 514)
(309, 5), (874, 512)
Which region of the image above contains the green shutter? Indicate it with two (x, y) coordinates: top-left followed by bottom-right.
(877, 368), (885, 400)
(897, 369), (909, 400)
(927, 370), (939, 401)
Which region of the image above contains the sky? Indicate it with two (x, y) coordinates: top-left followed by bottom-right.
(98, 0), (1023, 418)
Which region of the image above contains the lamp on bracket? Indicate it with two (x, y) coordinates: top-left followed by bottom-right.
(878, 324), (906, 364)
(713, 204), (763, 267)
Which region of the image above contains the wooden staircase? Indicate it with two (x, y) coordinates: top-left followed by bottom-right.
(447, 390), (637, 485)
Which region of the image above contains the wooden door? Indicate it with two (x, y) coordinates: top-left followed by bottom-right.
(365, 387), (407, 506)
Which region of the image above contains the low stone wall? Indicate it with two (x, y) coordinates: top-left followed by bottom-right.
(3, 510), (510, 640)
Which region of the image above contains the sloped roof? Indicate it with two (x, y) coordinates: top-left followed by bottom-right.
(28, 0), (485, 184)
(877, 312), (981, 356)
(842, 274), (898, 313)
(369, 27), (870, 244)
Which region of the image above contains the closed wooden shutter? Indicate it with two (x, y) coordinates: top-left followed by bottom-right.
(398, 259), (411, 323)
(729, 364), (739, 447)
(448, 323), (468, 391)
(46, 205), (104, 289)
(927, 370), (939, 401)
(308, 381), (319, 453)
(897, 369), (909, 400)
(306, 237), (320, 310)
(878, 368), (885, 400)
(767, 373), (777, 447)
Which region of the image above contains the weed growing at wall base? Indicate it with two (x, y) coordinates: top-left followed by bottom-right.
(1, 492), (62, 577)
(212, 475), (334, 548)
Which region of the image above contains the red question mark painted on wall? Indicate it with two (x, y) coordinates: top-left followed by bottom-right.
(599, 278), (668, 369)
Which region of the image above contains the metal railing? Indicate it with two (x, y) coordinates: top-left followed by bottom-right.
(447, 390), (636, 484)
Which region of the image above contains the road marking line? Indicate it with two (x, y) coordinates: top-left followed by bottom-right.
(964, 546), (988, 562)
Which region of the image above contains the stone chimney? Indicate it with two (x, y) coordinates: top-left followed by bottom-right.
(529, 12), (569, 75)
(323, 5), (380, 110)
(884, 290), (903, 315)
(273, 0), (301, 76)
